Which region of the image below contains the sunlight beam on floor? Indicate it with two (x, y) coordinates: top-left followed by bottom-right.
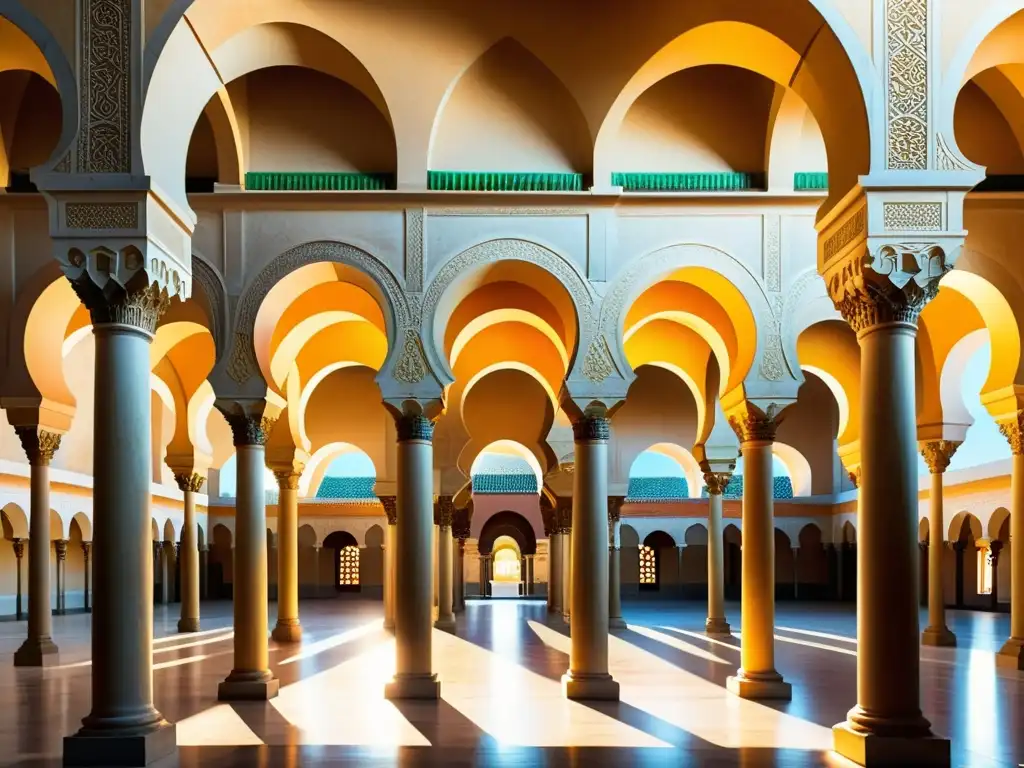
(152, 626), (234, 644)
(626, 624), (731, 665)
(776, 626), (858, 645)
(153, 633), (234, 655)
(176, 704), (266, 746)
(276, 620), (381, 665)
(658, 627), (741, 651)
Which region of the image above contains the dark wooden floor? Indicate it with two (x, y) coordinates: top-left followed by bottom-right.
(0, 598), (1019, 767)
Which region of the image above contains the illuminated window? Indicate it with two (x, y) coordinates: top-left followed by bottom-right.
(639, 544), (657, 585)
(493, 547), (521, 582)
(977, 547), (993, 595)
(339, 545), (360, 586)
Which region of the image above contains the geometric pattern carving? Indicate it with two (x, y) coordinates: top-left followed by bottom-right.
(639, 545), (656, 585)
(763, 214), (781, 292)
(823, 208), (867, 262)
(338, 546), (360, 586)
(65, 203), (137, 230)
(885, 0), (929, 170)
(405, 208), (425, 291)
(882, 202), (942, 231)
(581, 336), (616, 383)
(78, 0), (132, 173)
(393, 330), (428, 384)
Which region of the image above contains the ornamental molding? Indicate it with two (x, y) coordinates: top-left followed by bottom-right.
(823, 207), (867, 263)
(763, 214), (781, 292)
(393, 330), (428, 384)
(885, 0), (929, 170)
(935, 134), (973, 172)
(428, 208), (586, 217)
(222, 414), (276, 447)
(581, 336), (618, 383)
(405, 208), (424, 291)
(65, 202), (138, 230)
(72, 279), (170, 335)
(190, 256), (226, 354)
(78, 0), (132, 174)
(882, 202), (942, 231)
(919, 440), (961, 474)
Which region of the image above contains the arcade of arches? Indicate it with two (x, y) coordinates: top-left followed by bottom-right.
(1, 0), (1023, 766)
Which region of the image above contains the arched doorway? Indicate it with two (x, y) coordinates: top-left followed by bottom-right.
(477, 510), (537, 598)
(639, 531), (676, 593)
(323, 531), (361, 594)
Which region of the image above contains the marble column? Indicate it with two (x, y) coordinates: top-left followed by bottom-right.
(381, 497), (397, 629)
(218, 414), (277, 700)
(385, 414), (440, 700)
(175, 473), (204, 633)
(13, 428), (60, 666)
(608, 497), (625, 629)
(831, 278), (948, 765)
(549, 533), (562, 613)
(562, 414), (619, 701)
(81, 542), (91, 613)
(435, 496), (456, 631)
(64, 284), (175, 765)
(55, 540), (68, 614)
(996, 415), (1024, 669)
(727, 409), (790, 700)
(920, 441), (959, 647)
(272, 469), (302, 642)
(13, 539), (24, 621)
(704, 471), (732, 635)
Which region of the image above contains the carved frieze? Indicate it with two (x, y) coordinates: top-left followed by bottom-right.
(883, 202), (942, 232)
(65, 203), (138, 230)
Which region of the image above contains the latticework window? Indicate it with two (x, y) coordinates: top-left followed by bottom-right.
(339, 545), (360, 586)
(639, 544), (657, 585)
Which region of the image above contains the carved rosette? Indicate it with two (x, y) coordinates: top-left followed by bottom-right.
(998, 411), (1024, 456)
(607, 496), (624, 524)
(435, 496), (455, 528)
(396, 414), (434, 442)
(55, 540), (68, 562)
(920, 440), (961, 475)
(703, 472), (733, 497)
(452, 507), (472, 540)
(556, 498), (573, 534)
(572, 415), (610, 442)
(727, 403), (783, 444)
(12, 539), (24, 559)
(16, 428), (62, 466)
(379, 496), (398, 525)
(224, 415), (276, 447)
(174, 472), (206, 494)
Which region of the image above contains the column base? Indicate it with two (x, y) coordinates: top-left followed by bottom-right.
(64, 721), (176, 767)
(218, 671), (279, 701)
(271, 621), (302, 643)
(832, 722), (950, 766)
(384, 673), (440, 700)
(727, 671), (792, 700)
(434, 616), (457, 632)
(562, 671), (620, 701)
(921, 626), (956, 647)
(609, 616), (627, 630)
(177, 617), (200, 633)
(14, 636), (59, 667)
(996, 637), (1024, 670)
(383, 618), (395, 631)
(705, 618), (732, 636)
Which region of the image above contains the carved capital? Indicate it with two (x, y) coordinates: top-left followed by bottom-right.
(379, 496), (398, 525)
(726, 402), (784, 444)
(82, 541), (91, 559)
(55, 540), (68, 562)
(12, 539), (24, 559)
(920, 440), (961, 474)
(71, 275), (171, 336)
(452, 506), (472, 539)
(607, 496), (624, 523)
(273, 469), (301, 491)
(825, 243), (947, 335)
(556, 498), (573, 534)
(572, 415), (610, 442)
(434, 495), (455, 528)
(174, 472), (206, 494)
(396, 413), (434, 442)
(223, 414), (276, 447)
(998, 411), (1024, 456)
(16, 428), (62, 466)
(703, 472), (733, 496)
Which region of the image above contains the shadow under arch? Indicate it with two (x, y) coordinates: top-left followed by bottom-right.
(477, 510), (537, 556)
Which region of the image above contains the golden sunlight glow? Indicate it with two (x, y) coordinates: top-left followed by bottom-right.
(801, 364), (851, 439)
(463, 362), (560, 411)
(646, 443), (703, 498)
(450, 309), (569, 369)
(269, 312), (370, 387)
(624, 311), (731, 391)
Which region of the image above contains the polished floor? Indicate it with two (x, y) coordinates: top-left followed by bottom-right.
(1, 598), (1020, 767)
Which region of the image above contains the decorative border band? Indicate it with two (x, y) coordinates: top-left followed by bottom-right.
(244, 172), (393, 191)
(612, 172), (764, 192)
(427, 171), (583, 192)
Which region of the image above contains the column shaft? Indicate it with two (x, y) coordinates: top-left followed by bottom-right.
(14, 541), (24, 621)
(922, 449), (955, 646)
(82, 543), (91, 613)
(272, 474), (301, 642)
(563, 416), (618, 700)
(705, 484), (731, 635)
(383, 519), (396, 629)
(561, 530), (572, 622)
(385, 416), (440, 699)
(435, 523), (455, 631)
(453, 539), (466, 612)
(55, 541), (67, 615)
(996, 450), (1024, 668)
(549, 534), (562, 613)
(177, 477), (202, 633)
(608, 512), (624, 629)
(15, 448), (58, 665)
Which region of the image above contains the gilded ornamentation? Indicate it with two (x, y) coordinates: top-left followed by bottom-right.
(920, 440), (961, 474)
(272, 470), (300, 491)
(572, 415), (610, 442)
(581, 336), (616, 383)
(883, 202), (942, 231)
(607, 496), (624, 523)
(78, 0), (132, 173)
(703, 472), (733, 496)
(434, 496), (455, 528)
(379, 496), (398, 525)
(393, 330), (428, 384)
(885, 0), (928, 170)
(396, 413), (434, 442)
(76, 282), (170, 335)
(405, 208), (424, 291)
(15, 428), (62, 466)
(222, 414), (276, 447)
(728, 403), (783, 443)
(174, 472), (206, 494)
(935, 134), (972, 172)
(65, 203), (138, 230)
(764, 214), (781, 292)
(823, 207), (867, 263)
(998, 411), (1024, 456)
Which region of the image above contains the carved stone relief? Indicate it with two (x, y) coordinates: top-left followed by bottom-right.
(885, 0), (929, 170)
(393, 331), (428, 384)
(882, 202), (943, 231)
(65, 203), (138, 230)
(763, 215), (781, 292)
(78, 0), (132, 174)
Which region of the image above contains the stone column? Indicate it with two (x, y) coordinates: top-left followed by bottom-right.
(482, 554), (493, 597)
(55, 540), (68, 615)
(562, 415), (619, 701)
(996, 415), (1024, 669)
(549, 533), (562, 613)
(199, 545), (208, 600)
(13, 539), (24, 621)
(81, 542), (91, 613)
(726, 407), (790, 700)
(452, 507), (469, 612)
(435, 496), (456, 631)
(559, 499), (573, 623)
(63, 284), (176, 765)
(608, 496), (625, 629)
(704, 471), (732, 635)
(163, 543), (176, 603)
(525, 554), (535, 596)
(218, 414), (277, 700)
(174, 473), (204, 633)
(830, 266), (948, 764)
(920, 441), (959, 646)
(385, 414), (440, 700)
(13, 428), (60, 666)
(381, 497), (397, 629)
(272, 468), (302, 642)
